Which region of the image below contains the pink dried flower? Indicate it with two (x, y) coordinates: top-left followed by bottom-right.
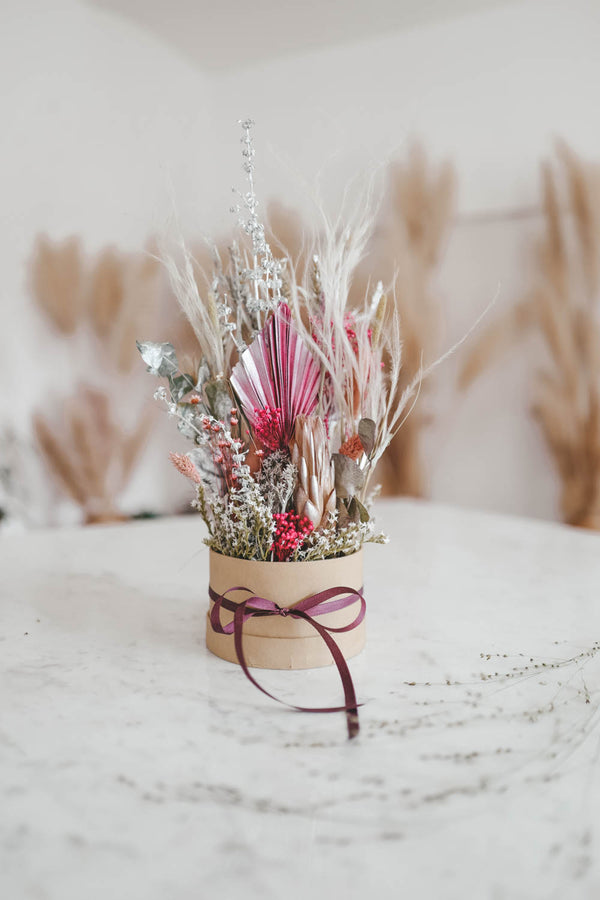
(169, 452), (202, 485)
(253, 406), (284, 452)
(271, 511), (314, 561)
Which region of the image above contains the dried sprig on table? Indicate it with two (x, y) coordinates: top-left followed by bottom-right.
(460, 140), (600, 528)
(138, 121), (459, 560)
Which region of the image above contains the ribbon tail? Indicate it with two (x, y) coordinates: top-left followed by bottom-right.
(293, 610), (360, 739)
(232, 605), (360, 740)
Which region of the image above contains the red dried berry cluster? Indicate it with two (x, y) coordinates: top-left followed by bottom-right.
(253, 406), (284, 452)
(271, 511), (314, 561)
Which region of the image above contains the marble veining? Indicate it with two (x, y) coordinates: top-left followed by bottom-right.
(1, 499), (600, 899)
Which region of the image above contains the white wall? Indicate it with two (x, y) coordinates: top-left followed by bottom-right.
(3, 0), (599, 524)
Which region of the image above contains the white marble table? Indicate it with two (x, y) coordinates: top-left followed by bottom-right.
(2, 500), (600, 900)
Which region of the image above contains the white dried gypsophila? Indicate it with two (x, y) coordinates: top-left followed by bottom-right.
(297, 516), (388, 561)
(256, 450), (297, 513)
(204, 477), (275, 560)
(230, 119), (284, 319)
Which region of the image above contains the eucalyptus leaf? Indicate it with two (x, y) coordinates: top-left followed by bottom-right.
(176, 406), (199, 439)
(195, 360), (211, 390)
(167, 374), (191, 402)
(205, 379), (232, 421)
(337, 498), (353, 527)
(354, 497), (371, 523)
(358, 418), (376, 457)
(332, 453), (366, 499)
(136, 341), (179, 378)
(346, 497), (361, 524)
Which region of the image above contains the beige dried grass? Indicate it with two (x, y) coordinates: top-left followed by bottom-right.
(365, 144), (456, 496)
(29, 235), (166, 520)
(460, 141), (600, 528)
(30, 234), (84, 334)
(34, 385), (153, 524)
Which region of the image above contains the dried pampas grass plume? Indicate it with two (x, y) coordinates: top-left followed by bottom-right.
(30, 234), (84, 334)
(460, 140), (600, 528)
(361, 143), (457, 496)
(34, 386), (153, 524)
(88, 246), (124, 337)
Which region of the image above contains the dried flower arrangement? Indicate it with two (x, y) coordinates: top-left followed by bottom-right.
(459, 141), (600, 529)
(138, 122), (451, 563)
(137, 121), (474, 735)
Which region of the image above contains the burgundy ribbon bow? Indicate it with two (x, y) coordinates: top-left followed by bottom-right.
(208, 584), (366, 739)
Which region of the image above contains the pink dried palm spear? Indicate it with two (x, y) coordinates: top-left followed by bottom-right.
(230, 302), (320, 449)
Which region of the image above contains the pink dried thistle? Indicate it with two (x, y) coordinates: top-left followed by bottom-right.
(169, 451), (202, 485)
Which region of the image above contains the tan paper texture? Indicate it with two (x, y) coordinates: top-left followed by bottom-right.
(206, 549), (366, 669)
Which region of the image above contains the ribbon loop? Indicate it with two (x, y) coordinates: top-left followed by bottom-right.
(208, 584), (364, 739)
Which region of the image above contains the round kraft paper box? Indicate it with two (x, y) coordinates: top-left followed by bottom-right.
(206, 549), (365, 670)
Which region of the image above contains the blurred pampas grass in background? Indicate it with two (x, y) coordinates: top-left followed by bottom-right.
(364, 144), (456, 496)
(33, 387), (153, 525)
(460, 140), (600, 529)
(29, 237), (168, 523)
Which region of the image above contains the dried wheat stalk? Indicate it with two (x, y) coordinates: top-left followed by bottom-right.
(460, 141), (600, 528)
(34, 385), (153, 524)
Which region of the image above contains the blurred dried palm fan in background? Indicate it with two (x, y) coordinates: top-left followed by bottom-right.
(460, 140), (600, 529)
(33, 386), (153, 524)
